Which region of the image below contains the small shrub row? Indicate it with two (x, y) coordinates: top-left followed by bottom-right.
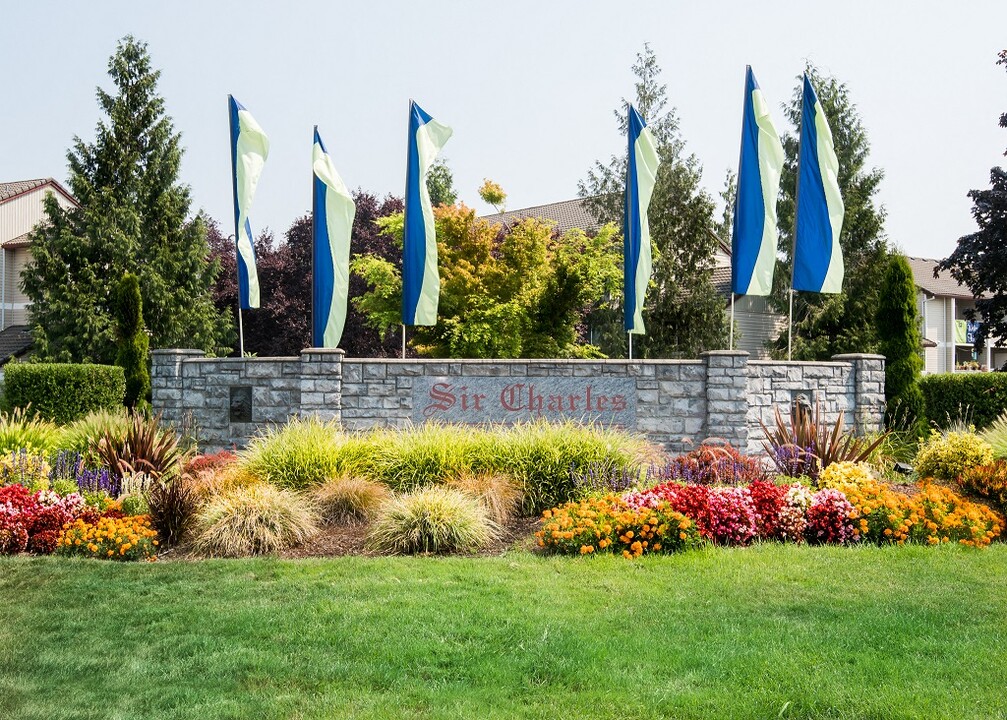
(919, 373), (1007, 431)
(239, 418), (646, 514)
(4, 363), (125, 424)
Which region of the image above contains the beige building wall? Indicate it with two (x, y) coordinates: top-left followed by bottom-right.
(0, 185), (77, 330)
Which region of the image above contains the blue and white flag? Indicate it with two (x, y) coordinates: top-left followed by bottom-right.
(228, 95), (269, 309)
(731, 66), (785, 296)
(402, 100), (452, 326)
(792, 74), (845, 294)
(623, 105), (660, 333)
(312, 127), (356, 348)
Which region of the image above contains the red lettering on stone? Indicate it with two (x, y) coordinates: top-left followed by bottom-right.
(424, 383), (456, 418)
(611, 395), (627, 412)
(597, 396), (608, 411)
(568, 394), (581, 411)
(500, 384), (524, 411)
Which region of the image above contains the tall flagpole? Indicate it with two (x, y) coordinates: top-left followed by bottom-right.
(788, 75), (808, 362)
(238, 309), (245, 358)
(628, 333), (633, 361)
(730, 293), (735, 351)
(311, 126), (317, 350)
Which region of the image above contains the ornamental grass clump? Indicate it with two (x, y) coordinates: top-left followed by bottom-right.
(367, 486), (497, 555)
(97, 413), (186, 482)
(58, 408), (132, 465)
(0, 407), (61, 456)
(958, 460), (1007, 512)
(311, 477), (391, 525)
(980, 411), (1007, 459)
(240, 417), (365, 490)
(192, 484), (319, 557)
(536, 494), (702, 558)
(445, 471), (521, 525)
(914, 428), (994, 481)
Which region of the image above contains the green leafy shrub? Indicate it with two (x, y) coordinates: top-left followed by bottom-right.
(3, 363), (125, 424)
(58, 409), (132, 465)
(914, 428), (994, 480)
(310, 477), (391, 524)
(0, 407), (61, 455)
(367, 486), (498, 554)
(191, 484), (319, 557)
(112, 273), (150, 408)
(119, 493), (150, 517)
(876, 254), (926, 433)
(920, 373), (1007, 431)
(958, 460), (1007, 513)
(240, 417), (370, 490)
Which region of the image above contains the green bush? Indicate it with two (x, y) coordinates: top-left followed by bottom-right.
(112, 273), (150, 408)
(4, 363), (125, 424)
(366, 486), (498, 555)
(919, 373), (1007, 431)
(241, 419), (646, 515)
(914, 428), (994, 480)
(877, 254), (926, 433)
(240, 417), (371, 490)
(0, 407), (61, 455)
(191, 484), (319, 557)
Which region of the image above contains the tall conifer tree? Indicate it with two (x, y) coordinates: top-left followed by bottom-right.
(23, 36), (231, 363)
(579, 44), (728, 358)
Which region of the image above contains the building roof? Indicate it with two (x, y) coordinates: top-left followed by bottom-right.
(0, 325), (33, 365)
(905, 256), (980, 300)
(3, 232), (32, 249)
(0, 178), (77, 207)
(481, 198), (602, 234)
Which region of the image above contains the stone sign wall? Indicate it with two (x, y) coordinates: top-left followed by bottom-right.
(151, 349), (885, 455)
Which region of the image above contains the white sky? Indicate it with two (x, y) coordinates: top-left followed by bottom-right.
(2, 0), (1005, 260)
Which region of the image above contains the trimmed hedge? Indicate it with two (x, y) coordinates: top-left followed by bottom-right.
(920, 373), (1007, 430)
(3, 363), (126, 424)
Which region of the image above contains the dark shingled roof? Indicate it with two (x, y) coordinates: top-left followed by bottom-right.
(0, 325), (33, 365)
(906, 256), (980, 300)
(481, 198), (602, 234)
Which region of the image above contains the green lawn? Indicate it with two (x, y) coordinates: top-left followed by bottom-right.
(1, 545), (1005, 720)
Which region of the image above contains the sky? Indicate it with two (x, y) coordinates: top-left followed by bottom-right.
(2, 0), (1006, 260)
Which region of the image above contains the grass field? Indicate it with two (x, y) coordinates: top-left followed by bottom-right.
(1, 544), (1005, 720)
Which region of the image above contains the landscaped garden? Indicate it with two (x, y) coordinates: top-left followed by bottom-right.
(3, 367), (1007, 718)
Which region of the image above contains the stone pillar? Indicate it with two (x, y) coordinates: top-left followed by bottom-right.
(701, 350), (750, 448)
(832, 353), (886, 433)
(150, 349), (205, 426)
(300, 348), (344, 423)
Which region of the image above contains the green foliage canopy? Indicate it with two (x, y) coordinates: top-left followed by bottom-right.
(22, 36), (231, 364)
(578, 43), (728, 358)
(351, 204), (620, 358)
(771, 65), (890, 360)
(876, 254), (925, 431)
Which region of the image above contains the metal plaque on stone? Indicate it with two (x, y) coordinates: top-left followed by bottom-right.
(229, 386), (253, 423)
(411, 377), (636, 427)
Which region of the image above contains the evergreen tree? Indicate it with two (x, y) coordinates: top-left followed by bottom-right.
(936, 50), (1007, 348)
(426, 158), (458, 207)
(876, 254), (925, 432)
(578, 44), (728, 358)
(112, 272), (150, 408)
(22, 36), (231, 363)
(771, 65), (889, 359)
